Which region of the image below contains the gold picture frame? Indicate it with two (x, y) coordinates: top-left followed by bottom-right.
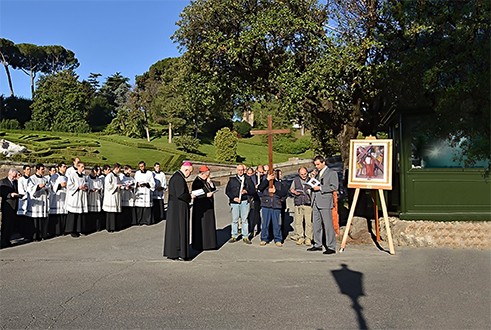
(348, 139), (393, 190)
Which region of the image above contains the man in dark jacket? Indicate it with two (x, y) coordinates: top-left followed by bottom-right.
(257, 171), (288, 247)
(225, 164), (255, 244)
(0, 168), (20, 248)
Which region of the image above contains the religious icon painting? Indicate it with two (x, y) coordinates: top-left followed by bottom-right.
(348, 139), (393, 190)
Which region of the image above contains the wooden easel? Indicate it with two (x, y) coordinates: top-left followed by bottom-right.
(339, 188), (395, 254)
(339, 136), (395, 255)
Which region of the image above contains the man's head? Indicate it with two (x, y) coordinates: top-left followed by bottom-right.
(48, 166), (57, 176)
(236, 164), (246, 176)
(72, 157), (80, 167)
(154, 162), (160, 172)
(102, 164), (111, 175)
(180, 162), (193, 178)
(58, 162), (67, 175)
(123, 165), (132, 175)
(298, 166), (308, 180)
(76, 162), (85, 174)
(22, 165), (31, 177)
(113, 163), (121, 174)
(246, 167), (255, 176)
(138, 161), (146, 171)
(256, 165), (264, 175)
(313, 155), (326, 171)
(35, 163), (45, 176)
(7, 168), (18, 180)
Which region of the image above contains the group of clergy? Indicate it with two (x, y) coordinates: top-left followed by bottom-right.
(0, 157), (167, 247)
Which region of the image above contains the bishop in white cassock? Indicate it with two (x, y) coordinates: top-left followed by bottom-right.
(65, 162), (88, 237)
(134, 161), (155, 225)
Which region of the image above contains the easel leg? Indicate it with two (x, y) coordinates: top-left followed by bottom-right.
(371, 190), (380, 241)
(378, 189), (395, 255)
(339, 188), (360, 252)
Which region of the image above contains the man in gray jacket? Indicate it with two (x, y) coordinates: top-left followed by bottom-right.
(307, 155), (339, 254)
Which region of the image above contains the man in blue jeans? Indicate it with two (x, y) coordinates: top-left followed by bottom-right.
(225, 164), (255, 244)
(257, 171), (288, 247)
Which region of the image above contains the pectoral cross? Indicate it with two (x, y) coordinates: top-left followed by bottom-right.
(250, 115), (290, 194)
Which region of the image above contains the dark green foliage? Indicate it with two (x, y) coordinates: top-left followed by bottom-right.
(30, 70), (91, 133)
(0, 95), (32, 126)
(0, 119), (20, 129)
(272, 136), (311, 154)
(233, 121), (252, 138)
(214, 127), (237, 163)
(174, 135), (201, 154)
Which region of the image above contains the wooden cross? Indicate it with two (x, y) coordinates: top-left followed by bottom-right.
(250, 115), (290, 193)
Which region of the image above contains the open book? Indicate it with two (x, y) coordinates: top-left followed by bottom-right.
(304, 177), (320, 188)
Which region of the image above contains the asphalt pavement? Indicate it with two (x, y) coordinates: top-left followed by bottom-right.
(1, 191), (490, 329)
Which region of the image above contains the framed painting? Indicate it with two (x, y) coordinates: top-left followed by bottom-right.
(348, 139), (393, 190)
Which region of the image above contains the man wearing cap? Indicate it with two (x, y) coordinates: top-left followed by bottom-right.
(163, 161), (195, 261)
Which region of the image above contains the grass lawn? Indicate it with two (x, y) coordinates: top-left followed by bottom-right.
(0, 129), (314, 170)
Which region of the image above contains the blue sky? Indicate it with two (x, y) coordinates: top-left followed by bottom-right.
(0, 0), (191, 99)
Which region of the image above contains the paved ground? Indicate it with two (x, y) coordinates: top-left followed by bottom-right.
(1, 192), (490, 330)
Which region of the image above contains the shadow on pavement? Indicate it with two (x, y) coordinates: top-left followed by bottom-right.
(331, 263), (368, 330)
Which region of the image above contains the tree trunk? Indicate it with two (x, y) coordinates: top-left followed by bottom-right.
(168, 123), (172, 144)
(337, 99), (362, 171)
(30, 69), (35, 98)
(2, 63), (14, 97)
(145, 127), (150, 142)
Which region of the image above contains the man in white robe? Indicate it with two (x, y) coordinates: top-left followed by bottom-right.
(26, 164), (50, 241)
(102, 164), (122, 232)
(120, 165), (136, 228)
(152, 162), (167, 223)
(65, 162), (88, 237)
(134, 161), (155, 225)
(16, 165), (32, 240)
(49, 162), (68, 236)
(65, 157), (80, 179)
(86, 166), (104, 233)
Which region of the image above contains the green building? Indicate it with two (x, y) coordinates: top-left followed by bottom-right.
(386, 109), (490, 221)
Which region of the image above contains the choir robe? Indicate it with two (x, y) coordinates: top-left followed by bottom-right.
(103, 172), (122, 232)
(120, 173), (136, 228)
(49, 173), (68, 236)
(16, 175), (33, 240)
(152, 170), (167, 223)
(163, 170), (192, 260)
(65, 172), (88, 235)
(86, 174), (104, 233)
(191, 176), (217, 251)
(134, 170), (155, 225)
(26, 174), (50, 240)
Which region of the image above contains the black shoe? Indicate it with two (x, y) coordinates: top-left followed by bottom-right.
(307, 246), (323, 251)
(70, 233), (80, 238)
(229, 237), (238, 243)
(323, 249), (336, 255)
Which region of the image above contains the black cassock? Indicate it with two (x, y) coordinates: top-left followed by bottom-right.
(191, 176), (217, 251)
(163, 170), (191, 259)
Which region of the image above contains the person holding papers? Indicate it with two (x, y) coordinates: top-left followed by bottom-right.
(163, 161), (195, 261)
(307, 155), (339, 255)
(191, 165), (217, 251)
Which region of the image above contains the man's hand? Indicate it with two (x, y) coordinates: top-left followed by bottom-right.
(233, 197), (240, 203)
(290, 188), (300, 195)
(312, 185), (321, 191)
(268, 186), (276, 194)
(206, 192), (213, 197)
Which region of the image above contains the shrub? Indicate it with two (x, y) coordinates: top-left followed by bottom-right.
(233, 121), (252, 138)
(214, 127), (237, 163)
(174, 135), (201, 154)
(273, 136), (311, 154)
(0, 119), (20, 130)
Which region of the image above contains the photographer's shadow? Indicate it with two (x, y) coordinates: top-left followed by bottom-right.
(331, 264), (368, 330)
